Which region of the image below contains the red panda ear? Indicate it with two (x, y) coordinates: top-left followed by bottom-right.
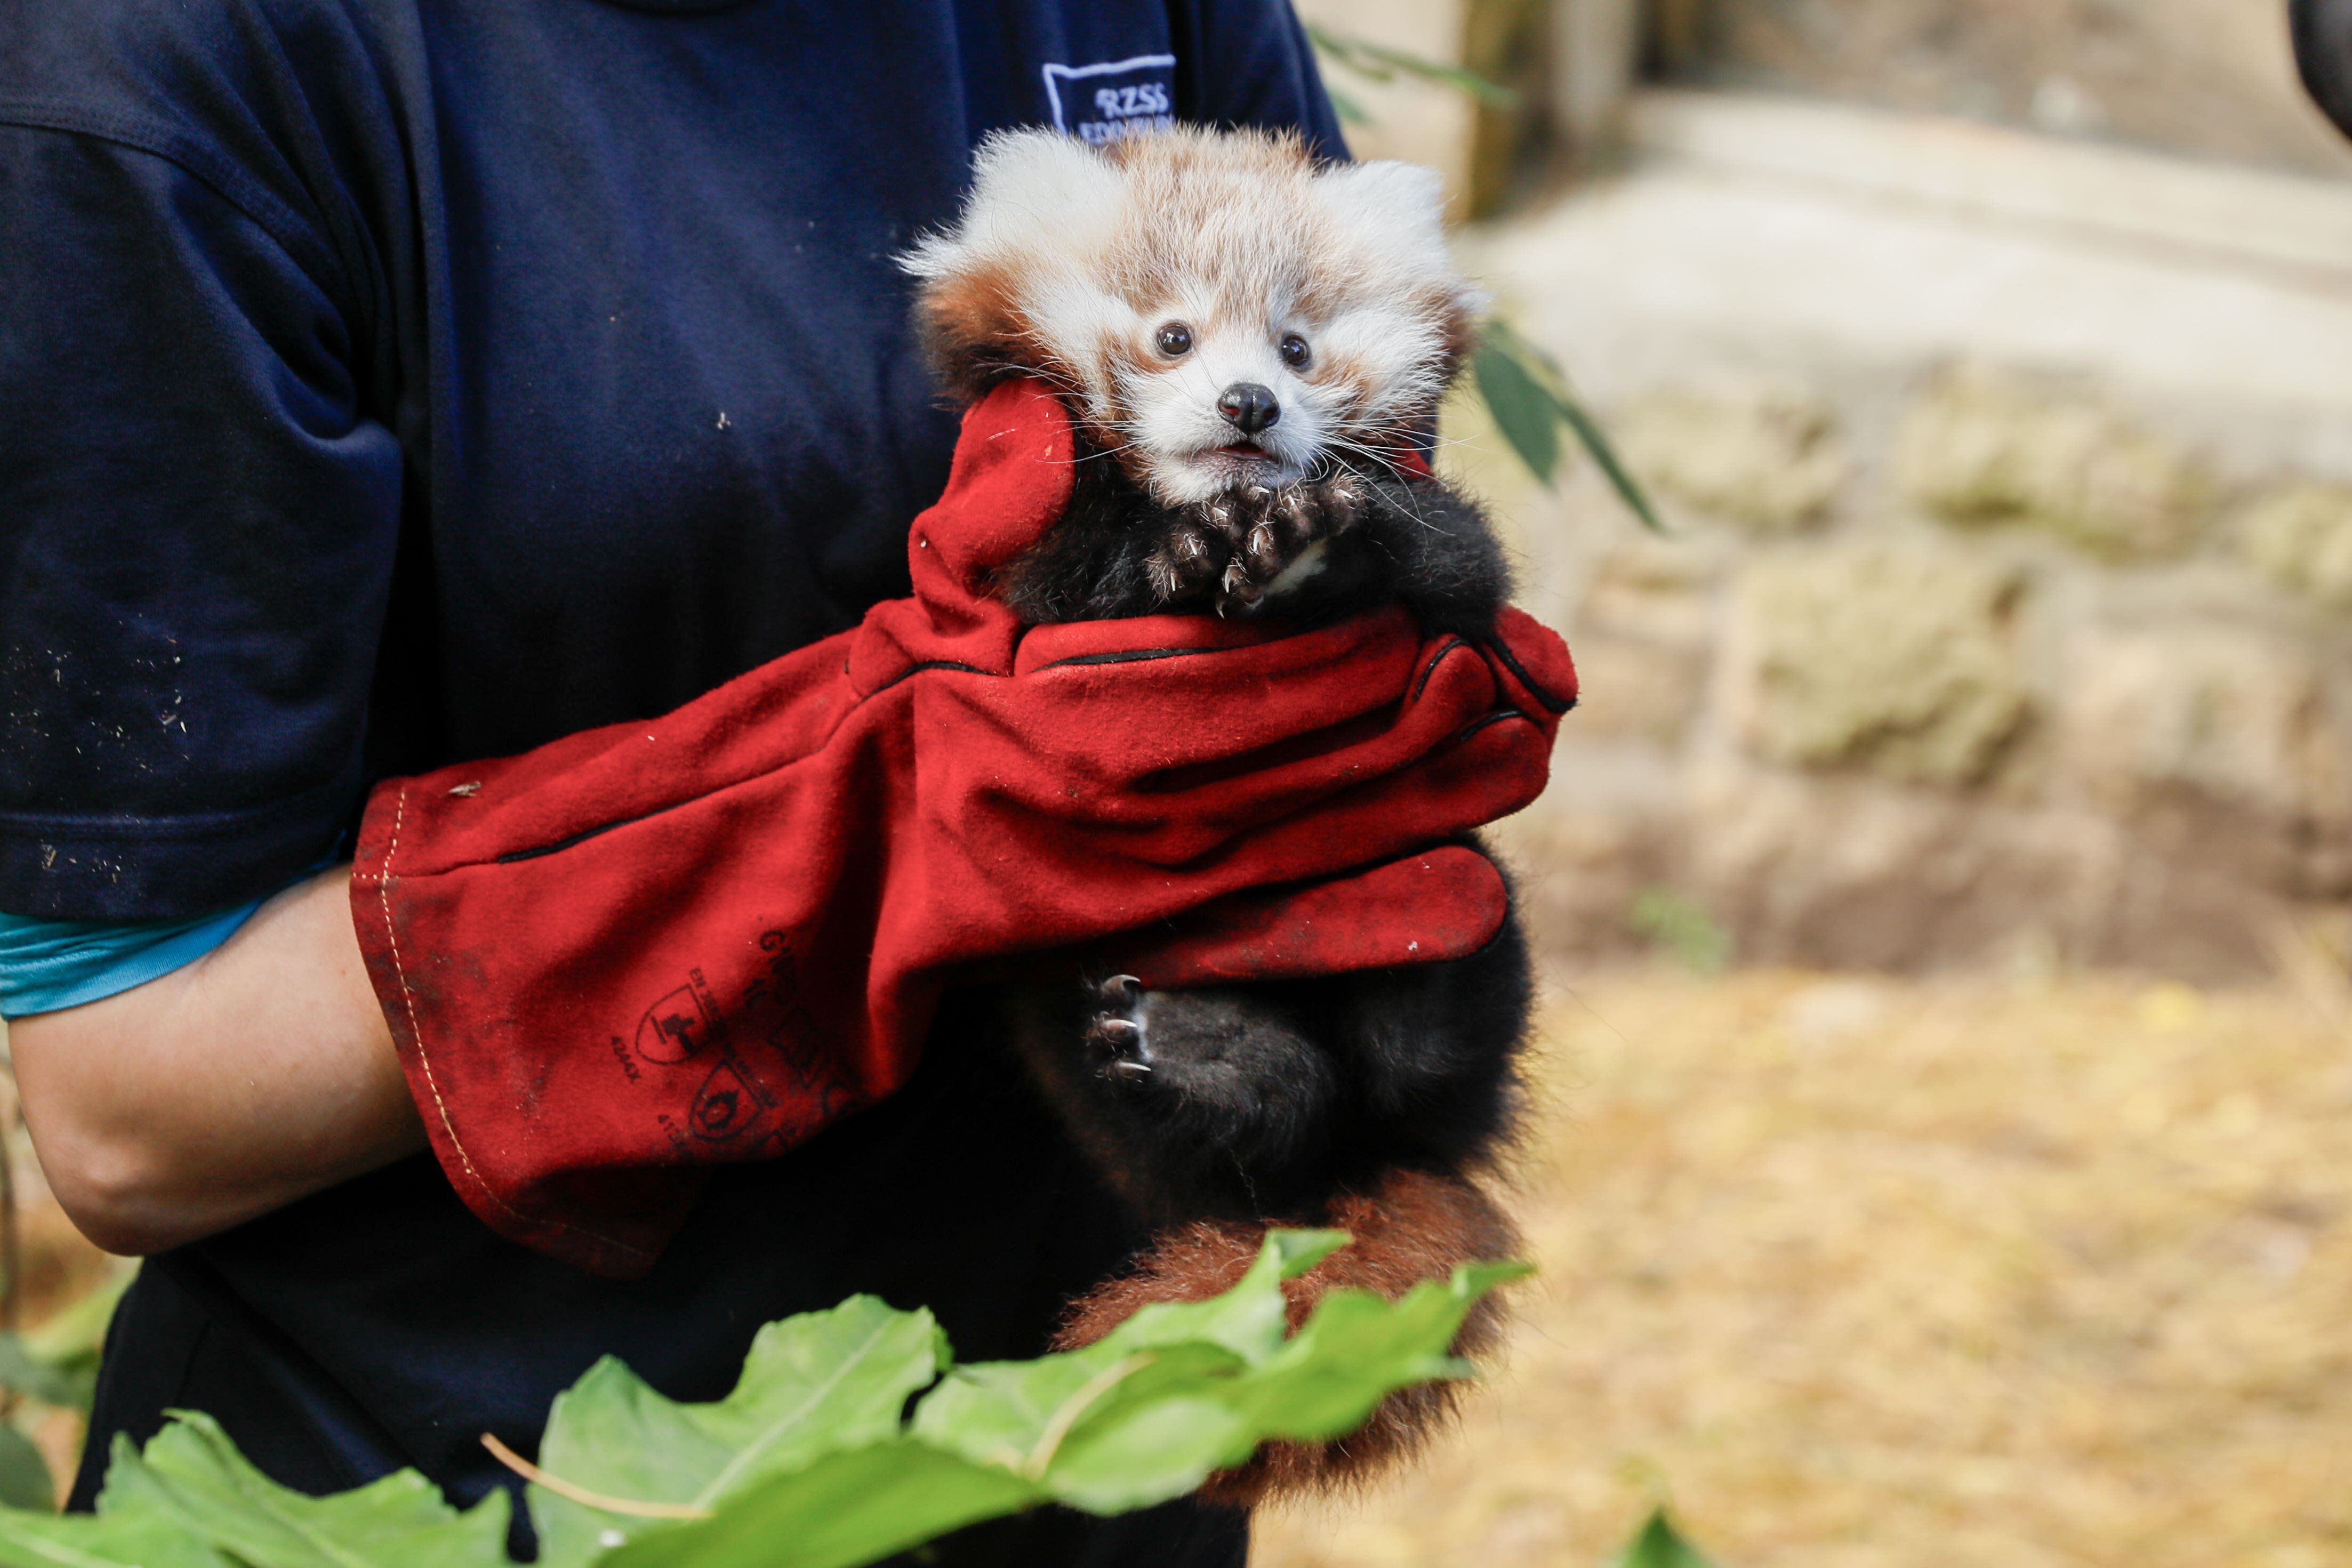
(1313, 159), (1484, 386)
(1432, 287), (1487, 385)
(1314, 159), (1451, 268)
(912, 266), (1029, 403)
(904, 130), (1124, 402)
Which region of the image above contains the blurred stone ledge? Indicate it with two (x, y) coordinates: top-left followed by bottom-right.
(1628, 89), (2352, 292)
(1459, 89), (2352, 979)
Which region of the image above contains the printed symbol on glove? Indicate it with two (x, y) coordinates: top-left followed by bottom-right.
(636, 970), (721, 1064)
(691, 1054), (778, 1142)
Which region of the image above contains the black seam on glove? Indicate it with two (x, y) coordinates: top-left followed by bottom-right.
(1411, 638), (1473, 701)
(1034, 645), (1225, 670)
(1481, 637), (1576, 715)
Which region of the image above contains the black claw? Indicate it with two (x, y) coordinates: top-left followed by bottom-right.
(1104, 1058), (1152, 1081)
(1099, 974), (1143, 1006)
(1089, 1016), (1142, 1054)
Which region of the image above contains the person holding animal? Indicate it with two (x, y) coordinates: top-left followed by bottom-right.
(0, 3), (1566, 1563)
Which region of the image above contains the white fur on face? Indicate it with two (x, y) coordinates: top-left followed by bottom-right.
(1119, 314), (1328, 504)
(905, 128), (1482, 504)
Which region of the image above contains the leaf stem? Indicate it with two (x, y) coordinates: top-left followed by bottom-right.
(479, 1434), (713, 1521)
(1020, 1353), (1155, 1480)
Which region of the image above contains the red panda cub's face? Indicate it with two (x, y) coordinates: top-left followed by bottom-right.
(904, 126), (1482, 507)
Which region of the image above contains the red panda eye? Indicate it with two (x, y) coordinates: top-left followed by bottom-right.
(1280, 333), (1311, 369)
(1155, 323), (1193, 357)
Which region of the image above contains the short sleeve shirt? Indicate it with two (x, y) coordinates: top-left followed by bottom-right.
(0, 0), (1342, 1545)
(0, 0), (1343, 921)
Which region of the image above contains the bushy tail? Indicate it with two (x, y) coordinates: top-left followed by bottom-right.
(1051, 1168), (1519, 1505)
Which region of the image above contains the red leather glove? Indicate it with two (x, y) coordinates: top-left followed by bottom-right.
(350, 380), (1575, 1277)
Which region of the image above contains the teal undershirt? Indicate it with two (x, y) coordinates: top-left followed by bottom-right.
(0, 900), (269, 1019)
(0, 858), (336, 1018)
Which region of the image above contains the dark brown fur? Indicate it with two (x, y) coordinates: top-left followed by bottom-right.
(1049, 1168), (1520, 1505)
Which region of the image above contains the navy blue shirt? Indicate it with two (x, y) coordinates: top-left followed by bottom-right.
(0, 0), (1340, 1555)
(0, 0), (1341, 921)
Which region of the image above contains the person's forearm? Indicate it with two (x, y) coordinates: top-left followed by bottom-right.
(9, 865), (424, 1255)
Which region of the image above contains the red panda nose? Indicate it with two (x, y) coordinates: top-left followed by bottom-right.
(1217, 382), (1280, 436)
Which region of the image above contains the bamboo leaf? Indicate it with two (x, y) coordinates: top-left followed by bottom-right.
(1474, 337), (1563, 485)
(1323, 83), (1373, 126)
(22, 1269), (132, 1370)
(1548, 380), (1666, 533)
(1614, 1507), (1723, 1568)
(1476, 320), (1666, 532)
(0, 1337), (93, 1416)
(1305, 25), (1521, 109)
(0, 1429), (50, 1515)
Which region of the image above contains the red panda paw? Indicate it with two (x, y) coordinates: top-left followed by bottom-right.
(1204, 476), (1371, 618)
(1143, 510), (1230, 606)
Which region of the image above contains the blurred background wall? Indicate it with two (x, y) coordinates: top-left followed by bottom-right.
(1259, 12), (2352, 1564)
(1300, 0), (2352, 983)
(1650, 0), (2352, 176)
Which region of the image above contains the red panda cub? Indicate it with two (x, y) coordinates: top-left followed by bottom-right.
(904, 126), (1535, 1500)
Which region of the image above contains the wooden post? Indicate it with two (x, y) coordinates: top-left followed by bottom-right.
(1548, 0), (1643, 160)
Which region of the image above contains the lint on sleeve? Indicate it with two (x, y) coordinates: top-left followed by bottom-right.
(0, 124), (400, 921)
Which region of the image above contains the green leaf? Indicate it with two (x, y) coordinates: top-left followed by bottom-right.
(599, 1438), (1040, 1568)
(0, 1428), (51, 1514)
(0, 1338), (94, 1415)
(1224, 1261), (1529, 1443)
(1305, 24), (1521, 109)
(1614, 1507), (1723, 1568)
(911, 1237), (1523, 1517)
(917, 1341), (1253, 1514)
(1032, 1393), (1249, 1515)
(1323, 83), (1372, 126)
(905, 1229), (1342, 1511)
(1093, 1227), (1347, 1363)
(528, 1294), (946, 1566)
(0, 1507), (234, 1568)
(1474, 337), (1563, 486)
(7, 1231), (1522, 1568)
(1475, 320), (1665, 533)
(1630, 888), (1733, 975)
(0, 1268), (136, 1420)
(22, 1270), (132, 1380)
(1548, 379), (1666, 534)
(99, 1417), (511, 1568)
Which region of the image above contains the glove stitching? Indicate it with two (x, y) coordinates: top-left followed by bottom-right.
(374, 783), (653, 1264)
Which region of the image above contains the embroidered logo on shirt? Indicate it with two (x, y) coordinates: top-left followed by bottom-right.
(1042, 54), (1177, 144)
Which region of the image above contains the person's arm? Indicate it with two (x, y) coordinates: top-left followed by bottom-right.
(10, 866), (421, 1256)
(0, 79), (408, 1249)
